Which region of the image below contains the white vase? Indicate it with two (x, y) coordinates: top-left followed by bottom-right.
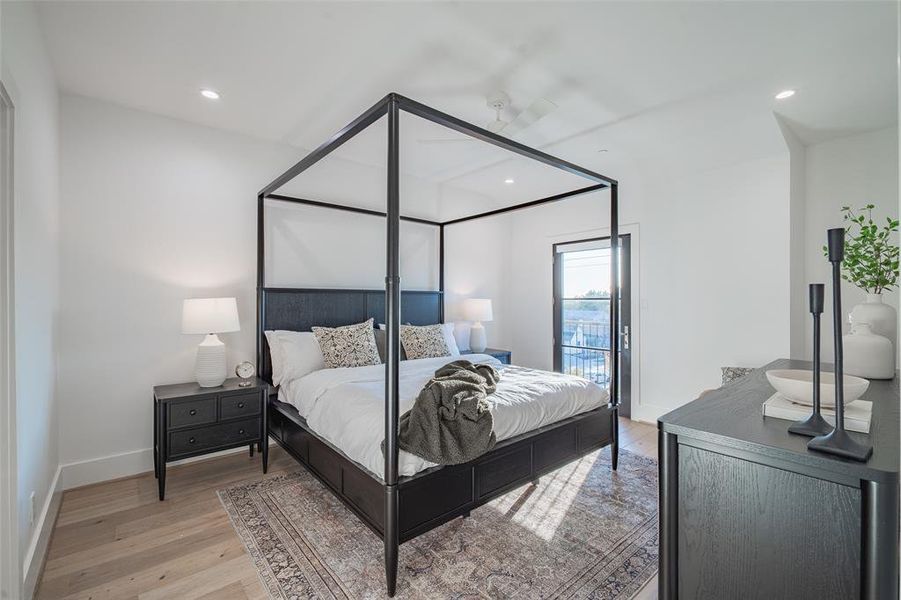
(850, 293), (897, 358)
(844, 323), (895, 380)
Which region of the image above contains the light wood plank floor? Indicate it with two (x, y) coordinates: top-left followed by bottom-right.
(37, 417), (658, 600)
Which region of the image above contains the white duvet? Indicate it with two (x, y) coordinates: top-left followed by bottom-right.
(278, 354), (608, 479)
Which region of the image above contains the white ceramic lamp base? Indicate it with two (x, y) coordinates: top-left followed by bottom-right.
(470, 322), (487, 353)
(195, 333), (227, 387)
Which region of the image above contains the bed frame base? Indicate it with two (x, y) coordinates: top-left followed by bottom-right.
(268, 399), (618, 594)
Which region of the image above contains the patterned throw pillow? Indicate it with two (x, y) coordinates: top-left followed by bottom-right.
(400, 324), (450, 360)
(312, 319), (381, 369)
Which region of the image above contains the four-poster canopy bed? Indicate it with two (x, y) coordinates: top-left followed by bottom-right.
(256, 93), (620, 596)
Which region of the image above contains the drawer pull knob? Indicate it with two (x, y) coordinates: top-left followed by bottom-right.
(237, 402), (244, 408)
(189, 409), (197, 416)
(188, 437), (196, 444)
(238, 429), (245, 435)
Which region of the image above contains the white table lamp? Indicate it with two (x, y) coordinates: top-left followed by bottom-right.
(464, 298), (493, 353)
(182, 297), (240, 387)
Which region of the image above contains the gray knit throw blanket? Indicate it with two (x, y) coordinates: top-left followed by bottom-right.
(396, 359), (500, 465)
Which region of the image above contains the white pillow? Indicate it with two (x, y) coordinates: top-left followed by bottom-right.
(453, 322), (471, 352)
(442, 322), (461, 356)
(264, 330), (286, 385)
(378, 322), (460, 357)
(265, 330), (325, 386)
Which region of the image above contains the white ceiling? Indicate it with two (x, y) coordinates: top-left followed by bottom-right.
(37, 0), (898, 210)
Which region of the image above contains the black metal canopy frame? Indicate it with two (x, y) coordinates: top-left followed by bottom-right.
(257, 92), (619, 595)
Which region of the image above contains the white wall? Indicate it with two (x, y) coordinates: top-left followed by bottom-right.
(505, 152), (792, 423)
(0, 1), (61, 593)
(804, 127), (900, 361)
(498, 123), (899, 424)
(57, 95), (446, 487)
(777, 115), (808, 360)
(266, 201), (438, 290)
(444, 214), (514, 352)
(636, 155), (791, 420)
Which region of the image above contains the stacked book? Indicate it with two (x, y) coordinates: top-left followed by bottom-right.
(762, 392), (872, 433)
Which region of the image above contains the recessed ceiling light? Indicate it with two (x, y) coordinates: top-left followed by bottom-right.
(775, 89), (795, 100)
(200, 89), (221, 100)
(504, 178), (515, 184)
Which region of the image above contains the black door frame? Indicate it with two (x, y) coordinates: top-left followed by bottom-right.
(552, 234), (632, 416)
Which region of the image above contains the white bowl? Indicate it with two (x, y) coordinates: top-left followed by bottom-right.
(765, 369), (869, 408)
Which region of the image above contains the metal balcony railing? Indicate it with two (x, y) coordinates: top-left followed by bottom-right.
(560, 317), (611, 386)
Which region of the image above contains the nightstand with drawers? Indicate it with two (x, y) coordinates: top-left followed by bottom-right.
(153, 377), (268, 500)
(463, 347), (511, 364)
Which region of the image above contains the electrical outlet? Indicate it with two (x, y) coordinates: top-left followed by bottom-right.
(29, 491), (36, 525)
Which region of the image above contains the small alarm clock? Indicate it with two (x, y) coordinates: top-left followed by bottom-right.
(235, 361), (255, 387)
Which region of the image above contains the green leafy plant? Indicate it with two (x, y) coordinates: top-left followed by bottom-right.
(823, 204), (899, 294)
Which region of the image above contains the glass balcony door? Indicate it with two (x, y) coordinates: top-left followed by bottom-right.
(552, 235), (631, 416)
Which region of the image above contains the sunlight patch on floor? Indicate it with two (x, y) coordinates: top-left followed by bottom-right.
(488, 452), (598, 541)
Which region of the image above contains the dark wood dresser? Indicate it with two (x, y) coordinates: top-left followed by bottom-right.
(658, 358), (899, 600)
(153, 377), (268, 500)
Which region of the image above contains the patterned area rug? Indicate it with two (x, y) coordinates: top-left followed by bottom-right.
(219, 448), (658, 599)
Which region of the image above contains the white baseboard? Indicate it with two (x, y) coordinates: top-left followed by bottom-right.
(60, 440), (277, 491)
(630, 403), (670, 425)
(61, 448), (150, 490)
(22, 465), (61, 600)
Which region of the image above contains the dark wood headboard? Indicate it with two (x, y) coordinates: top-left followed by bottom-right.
(257, 287), (443, 383)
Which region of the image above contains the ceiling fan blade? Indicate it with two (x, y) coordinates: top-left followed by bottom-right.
(502, 98), (558, 136)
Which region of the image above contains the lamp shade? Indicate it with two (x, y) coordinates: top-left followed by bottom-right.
(181, 297), (240, 334)
(464, 298), (493, 322)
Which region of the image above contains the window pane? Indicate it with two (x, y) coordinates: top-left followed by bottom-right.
(561, 299), (609, 349)
(562, 248), (610, 298)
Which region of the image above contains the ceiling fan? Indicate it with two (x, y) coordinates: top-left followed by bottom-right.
(419, 91), (557, 144)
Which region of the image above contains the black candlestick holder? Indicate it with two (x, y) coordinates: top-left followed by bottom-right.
(808, 228), (873, 461)
(788, 283), (833, 437)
